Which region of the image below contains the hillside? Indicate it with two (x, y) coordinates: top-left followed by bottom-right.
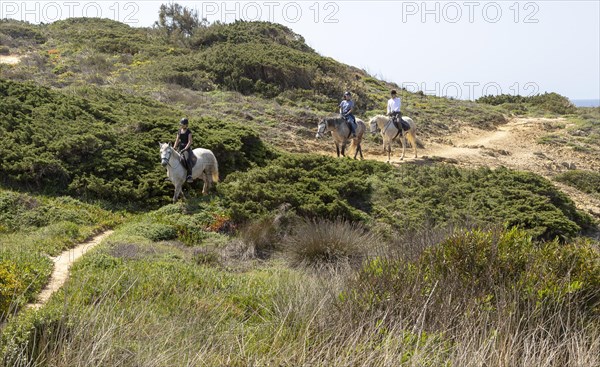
(0, 13), (599, 367)
(0, 18), (508, 147)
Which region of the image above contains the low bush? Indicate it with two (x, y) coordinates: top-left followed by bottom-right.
(220, 155), (593, 240)
(127, 222), (177, 242)
(0, 251), (53, 319)
(0, 79), (274, 207)
(346, 227), (599, 329)
(477, 92), (577, 115)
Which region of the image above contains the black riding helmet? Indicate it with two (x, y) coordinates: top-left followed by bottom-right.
(344, 91), (351, 97)
(180, 118), (189, 125)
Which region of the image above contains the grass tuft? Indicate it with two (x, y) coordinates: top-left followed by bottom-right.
(283, 218), (379, 267)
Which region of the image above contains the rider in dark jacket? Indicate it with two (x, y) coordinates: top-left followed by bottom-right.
(173, 118), (193, 183)
(339, 91), (356, 138)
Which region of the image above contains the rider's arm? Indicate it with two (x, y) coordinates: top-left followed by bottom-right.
(174, 134), (180, 150)
(183, 133), (192, 151)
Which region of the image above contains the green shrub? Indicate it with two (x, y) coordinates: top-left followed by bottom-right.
(370, 165), (592, 240)
(219, 154), (390, 223)
(0, 20), (47, 47)
(47, 18), (148, 55)
(477, 92), (576, 115)
(0, 252), (52, 318)
(192, 247), (220, 265)
(128, 223), (177, 242)
(348, 228), (599, 323)
(220, 156), (592, 240)
(0, 79), (274, 207)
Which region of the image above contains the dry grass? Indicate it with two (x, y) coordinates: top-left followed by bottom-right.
(3, 225), (598, 367)
(283, 218), (380, 267)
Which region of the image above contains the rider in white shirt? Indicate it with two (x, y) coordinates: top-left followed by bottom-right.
(387, 90), (401, 116)
(387, 90), (404, 130)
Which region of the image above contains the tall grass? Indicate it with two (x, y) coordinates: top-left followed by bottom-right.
(2, 223), (596, 366)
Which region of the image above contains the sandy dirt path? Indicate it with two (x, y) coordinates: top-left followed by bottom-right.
(27, 230), (114, 310)
(0, 55), (21, 65)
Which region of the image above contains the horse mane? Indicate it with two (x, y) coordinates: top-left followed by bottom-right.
(369, 115), (389, 126)
(169, 145), (181, 160)
(325, 116), (344, 128)
(161, 143), (181, 160)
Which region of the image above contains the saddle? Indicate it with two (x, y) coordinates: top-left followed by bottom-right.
(392, 116), (410, 132)
(180, 149), (198, 169)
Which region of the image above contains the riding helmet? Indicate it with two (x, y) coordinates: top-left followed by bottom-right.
(180, 118), (189, 125)
(344, 91), (351, 97)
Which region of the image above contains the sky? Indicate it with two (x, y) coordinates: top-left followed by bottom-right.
(1, 0), (599, 100)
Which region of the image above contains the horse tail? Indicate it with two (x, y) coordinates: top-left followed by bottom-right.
(211, 152), (219, 183)
(409, 128), (426, 148)
(351, 119), (365, 148)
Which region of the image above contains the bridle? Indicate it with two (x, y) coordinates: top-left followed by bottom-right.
(316, 121), (327, 138)
(161, 146), (172, 167)
(370, 120), (379, 134)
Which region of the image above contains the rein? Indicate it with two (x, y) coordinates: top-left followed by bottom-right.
(161, 147), (179, 168)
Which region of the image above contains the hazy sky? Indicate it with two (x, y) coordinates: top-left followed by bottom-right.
(2, 0), (599, 100)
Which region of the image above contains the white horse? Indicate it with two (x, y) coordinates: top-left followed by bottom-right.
(159, 143), (219, 202)
(369, 115), (418, 162)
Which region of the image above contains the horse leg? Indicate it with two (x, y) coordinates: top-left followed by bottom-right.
(412, 131), (418, 158)
(335, 142), (340, 157)
(341, 142), (346, 157)
(173, 183), (183, 203)
(202, 172), (210, 195)
(400, 134), (407, 160)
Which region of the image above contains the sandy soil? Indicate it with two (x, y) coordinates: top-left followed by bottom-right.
(26, 230), (114, 310)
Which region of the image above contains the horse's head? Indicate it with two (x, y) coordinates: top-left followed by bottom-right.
(159, 142), (173, 167)
(315, 119), (328, 139)
(369, 117), (379, 135)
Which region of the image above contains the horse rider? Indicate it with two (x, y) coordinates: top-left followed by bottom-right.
(173, 118), (193, 183)
(339, 91), (357, 138)
(387, 89), (404, 130)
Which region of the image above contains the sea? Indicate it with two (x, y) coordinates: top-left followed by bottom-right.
(570, 99), (600, 107)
